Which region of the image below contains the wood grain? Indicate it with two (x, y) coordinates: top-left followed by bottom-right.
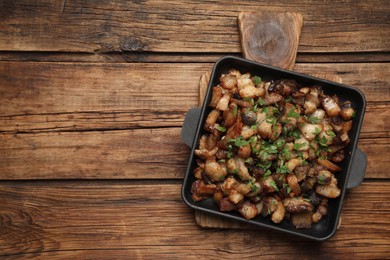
(1, 52), (389, 64)
(0, 182), (389, 258)
(0, 0), (387, 258)
(0, 62), (388, 180)
(0, 129), (387, 180)
(0, 128), (189, 180)
(0, 62), (208, 116)
(0, 62), (388, 133)
(0, 1), (388, 53)
(238, 12), (303, 69)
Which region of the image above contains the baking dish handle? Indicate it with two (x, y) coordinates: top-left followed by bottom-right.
(347, 147), (367, 189)
(181, 107), (366, 189)
(181, 107), (202, 148)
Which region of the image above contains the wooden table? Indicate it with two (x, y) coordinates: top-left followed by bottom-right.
(0, 1), (389, 258)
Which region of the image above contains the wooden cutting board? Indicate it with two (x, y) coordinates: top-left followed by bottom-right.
(195, 11), (342, 229)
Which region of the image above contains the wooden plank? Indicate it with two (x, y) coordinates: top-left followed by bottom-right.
(0, 182), (389, 258)
(1, 52), (389, 64)
(0, 1), (389, 53)
(0, 128), (189, 180)
(0, 128), (388, 180)
(361, 103), (390, 139)
(0, 62), (209, 116)
(296, 52), (390, 63)
(0, 101), (387, 139)
(0, 62), (388, 133)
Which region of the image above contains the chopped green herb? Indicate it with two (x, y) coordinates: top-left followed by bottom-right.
(231, 169), (238, 174)
(252, 145), (260, 154)
(216, 125), (226, 132)
(318, 175), (326, 185)
(269, 145), (278, 153)
(253, 76), (262, 85)
(287, 109), (300, 118)
(250, 181), (259, 192)
(261, 106), (269, 113)
(315, 127), (321, 135)
(269, 180), (279, 191)
(266, 117), (277, 126)
(248, 136), (257, 143)
(251, 124), (258, 130)
(260, 140), (278, 155)
(283, 125), (289, 135)
(219, 175), (225, 181)
(286, 186), (292, 194)
(228, 136), (249, 147)
(315, 146), (328, 159)
(284, 118), (291, 124)
(273, 108), (281, 118)
(226, 150), (233, 159)
(276, 164), (289, 174)
(282, 147), (292, 160)
(245, 158), (251, 163)
(309, 116), (321, 124)
(352, 111), (356, 118)
(258, 150), (270, 161)
(318, 136), (329, 147)
(289, 129), (301, 139)
(284, 96), (293, 102)
(326, 130), (336, 138)
(257, 98), (266, 106)
(263, 169), (272, 178)
(276, 139), (285, 148)
(218, 159), (225, 163)
(233, 105), (238, 118)
(293, 142), (307, 150)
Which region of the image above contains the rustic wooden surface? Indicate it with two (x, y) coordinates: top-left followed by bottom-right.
(0, 1), (389, 258)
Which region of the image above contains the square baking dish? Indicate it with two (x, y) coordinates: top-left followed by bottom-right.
(181, 56), (366, 241)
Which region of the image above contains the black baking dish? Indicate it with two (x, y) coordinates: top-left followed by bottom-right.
(181, 56), (366, 241)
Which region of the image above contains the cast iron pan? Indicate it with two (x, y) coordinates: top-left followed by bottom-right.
(181, 56), (367, 241)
